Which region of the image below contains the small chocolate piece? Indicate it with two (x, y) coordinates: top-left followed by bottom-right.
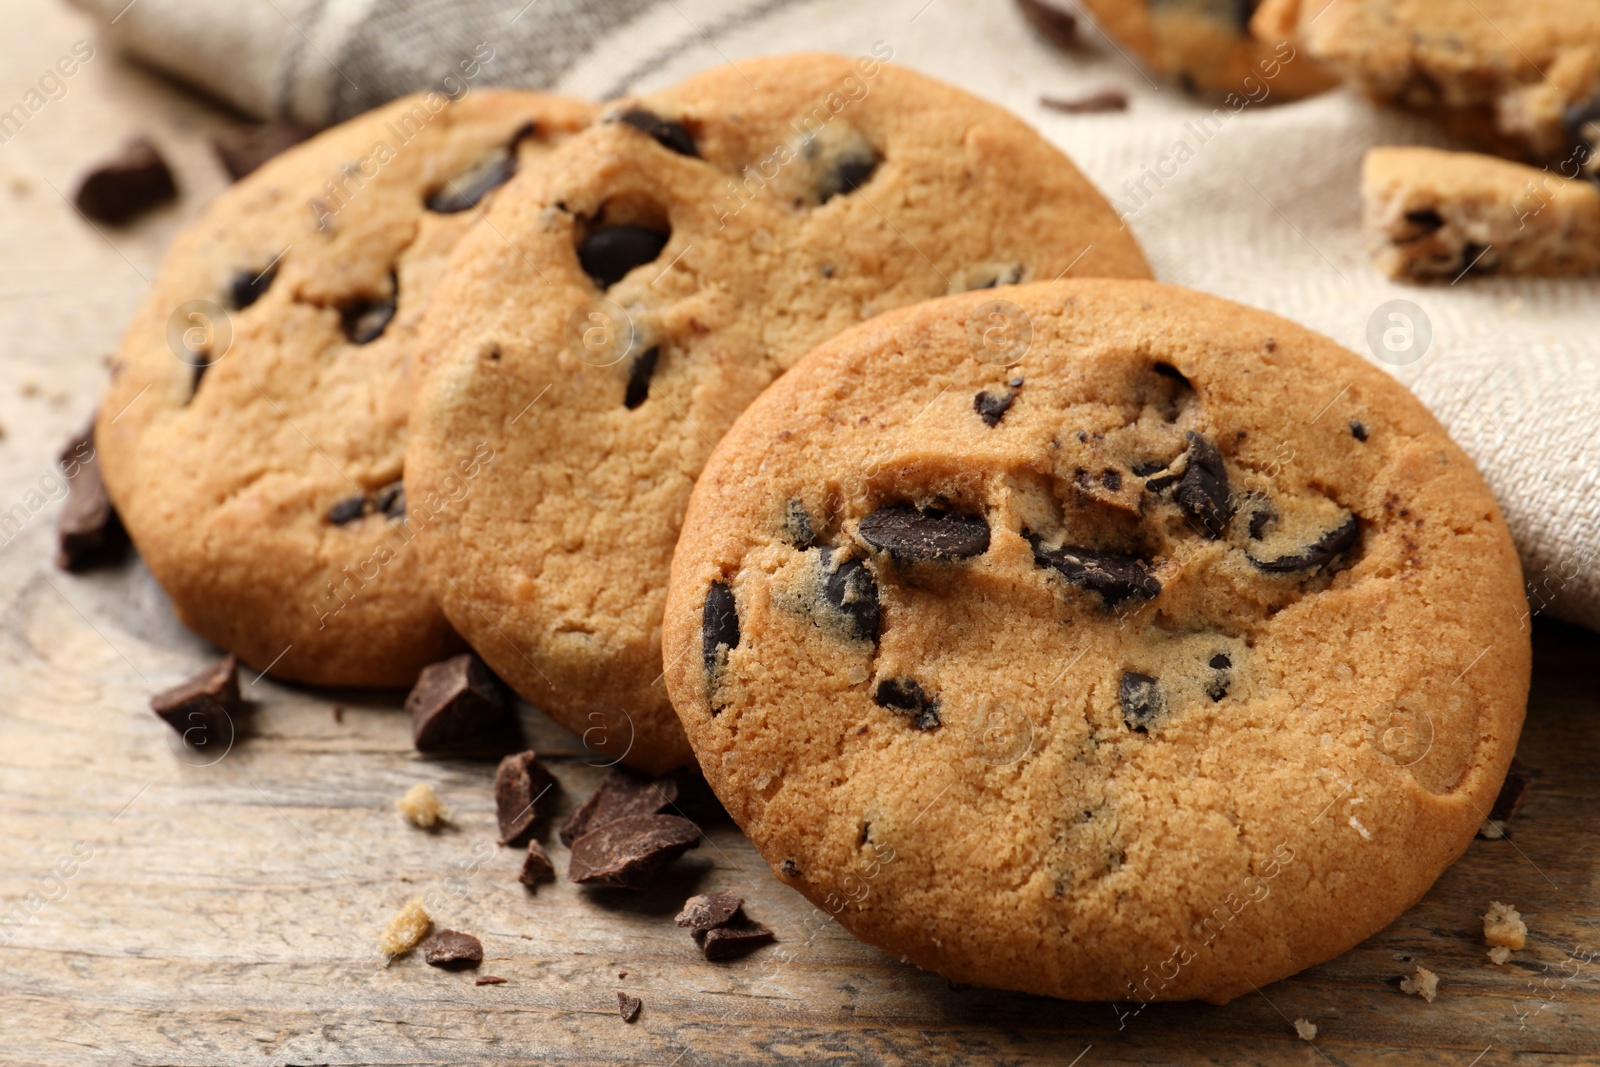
(1404, 209), (1445, 234)
(578, 225), (670, 289)
(1250, 514), (1360, 574)
(1015, 0), (1078, 50)
(1040, 89), (1129, 114)
(476, 975), (508, 986)
(1100, 468), (1123, 492)
(230, 265), (277, 310)
(1119, 671), (1163, 731)
(701, 918), (775, 961)
(211, 121), (315, 181)
(559, 767), (680, 846)
(617, 992), (642, 1023)
(818, 149), (881, 203)
(780, 859), (800, 878)
(615, 108), (698, 157)
(495, 750), (557, 846)
(819, 551), (881, 641)
(675, 890), (745, 932)
(783, 499), (816, 549)
(55, 426), (128, 571)
(874, 677), (941, 731)
(519, 840), (556, 886)
(1206, 653), (1231, 702)
(701, 580), (740, 686)
(858, 506), (990, 563)
(341, 281), (397, 344)
(375, 480), (406, 519)
(1247, 500), (1278, 540)
(150, 655), (240, 749)
(406, 652), (507, 750)
(425, 122), (535, 214)
(420, 929), (483, 969)
(73, 137), (177, 224)
(1563, 96), (1600, 181)
(1350, 420), (1369, 441)
(623, 345), (660, 409)
(1489, 759), (1532, 823)
(567, 814), (701, 889)
(327, 495), (370, 525)
(1174, 432), (1234, 539)
(1028, 536), (1162, 608)
(974, 388), (1017, 427)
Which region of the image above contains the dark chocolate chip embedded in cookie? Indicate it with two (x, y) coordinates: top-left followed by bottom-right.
(662, 278), (1528, 1005)
(95, 91), (595, 687)
(406, 54), (1152, 774)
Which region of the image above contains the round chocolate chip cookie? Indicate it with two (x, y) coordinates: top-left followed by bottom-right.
(661, 279), (1529, 1003)
(97, 90), (594, 687)
(406, 53), (1151, 773)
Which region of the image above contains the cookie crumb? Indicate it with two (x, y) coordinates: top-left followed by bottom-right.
(1293, 1018), (1317, 1041)
(1478, 819), (1507, 840)
(1483, 901), (1527, 950)
(1488, 946), (1512, 965)
(1400, 966), (1439, 1003)
(395, 782), (446, 828)
(617, 992), (642, 1023)
(380, 899), (431, 957)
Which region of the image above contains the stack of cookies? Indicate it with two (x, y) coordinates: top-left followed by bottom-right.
(94, 52), (1530, 1003)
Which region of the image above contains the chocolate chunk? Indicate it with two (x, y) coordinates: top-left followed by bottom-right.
(820, 551), (881, 641)
(1247, 500), (1278, 540)
(211, 121), (315, 181)
(1206, 653), (1231, 702)
(779, 859), (800, 878)
(617, 992), (642, 1023)
(1489, 759), (1532, 822)
(1028, 536), (1161, 608)
(1350, 420), (1369, 441)
(476, 975), (507, 986)
(495, 750), (557, 847)
(615, 108), (699, 157)
(375, 480), (406, 519)
(407, 652), (507, 750)
(1040, 89), (1129, 114)
(520, 840), (556, 886)
(1016, 0), (1078, 49)
(1404, 209), (1445, 233)
(420, 929), (483, 969)
(783, 499), (816, 549)
(1119, 671), (1163, 731)
(425, 122), (535, 214)
(341, 281), (397, 344)
(623, 345), (659, 409)
(150, 655), (240, 749)
(559, 767), (680, 846)
(1209, 653), (1231, 669)
(1250, 514), (1360, 574)
(578, 225), (670, 289)
(327, 495), (369, 525)
(701, 917), (775, 961)
(974, 388), (1017, 426)
(1563, 96), (1600, 179)
(702, 580), (740, 687)
(819, 149), (881, 204)
(875, 677), (941, 731)
(1459, 241), (1496, 275)
(1175, 432), (1234, 539)
(55, 426), (128, 571)
(676, 890), (744, 932)
(858, 506), (990, 563)
(1131, 460), (1166, 478)
(1100, 468), (1123, 492)
(230, 265), (277, 310)
(567, 814), (702, 889)
(73, 137), (177, 224)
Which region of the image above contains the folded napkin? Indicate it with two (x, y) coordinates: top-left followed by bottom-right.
(67, 0), (1600, 632)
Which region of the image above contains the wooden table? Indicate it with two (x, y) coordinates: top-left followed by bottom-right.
(3, 2), (1597, 1063)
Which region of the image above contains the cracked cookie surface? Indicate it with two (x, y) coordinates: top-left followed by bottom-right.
(661, 279), (1529, 1003)
(405, 54), (1151, 773)
(97, 91), (594, 686)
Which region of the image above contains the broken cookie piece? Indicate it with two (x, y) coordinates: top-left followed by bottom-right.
(1483, 901), (1527, 952)
(395, 782), (446, 829)
(1399, 966), (1439, 1003)
(380, 899), (431, 957)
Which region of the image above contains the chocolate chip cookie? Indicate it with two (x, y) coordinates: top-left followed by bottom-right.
(1256, 0), (1600, 174)
(1363, 146), (1600, 281)
(661, 279), (1529, 1003)
(1074, 0), (1336, 100)
(405, 53), (1152, 773)
(96, 90), (594, 686)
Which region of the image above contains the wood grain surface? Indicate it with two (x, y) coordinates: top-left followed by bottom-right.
(2, 3), (1597, 1064)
